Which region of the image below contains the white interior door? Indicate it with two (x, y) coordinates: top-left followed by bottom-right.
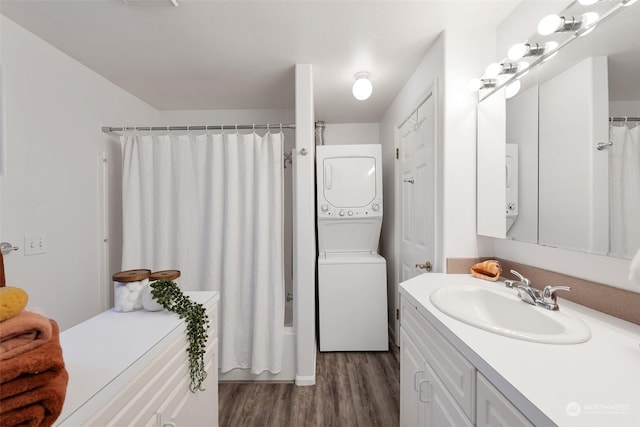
(396, 92), (436, 335)
(399, 94), (436, 281)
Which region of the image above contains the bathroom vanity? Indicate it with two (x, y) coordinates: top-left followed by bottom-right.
(54, 292), (219, 426)
(400, 274), (640, 426)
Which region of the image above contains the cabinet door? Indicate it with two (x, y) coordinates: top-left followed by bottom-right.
(477, 373), (534, 427)
(425, 362), (473, 427)
(167, 360), (218, 426)
(400, 328), (427, 427)
(400, 296), (476, 422)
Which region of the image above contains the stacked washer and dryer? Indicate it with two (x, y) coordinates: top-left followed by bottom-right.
(316, 144), (389, 352)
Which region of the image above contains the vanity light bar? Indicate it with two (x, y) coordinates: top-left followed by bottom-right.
(470, 0), (633, 97)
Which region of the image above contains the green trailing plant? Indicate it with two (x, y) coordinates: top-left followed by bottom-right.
(150, 280), (209, 392)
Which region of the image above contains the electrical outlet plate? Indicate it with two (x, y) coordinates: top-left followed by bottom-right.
(24, 234), (47, 256)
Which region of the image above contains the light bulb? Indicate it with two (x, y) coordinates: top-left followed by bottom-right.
(538, 14), (563, 35)
(352, 72), (373, 101)
(578, 0), (599, 5)
(577, 12), (600, 36)
(582, 12), (599, 27)
(507, 43), (528, 61)
(505, 80), (521, 99)
(485, 63), (503, 78)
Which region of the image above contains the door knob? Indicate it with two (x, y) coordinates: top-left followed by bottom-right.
(0, 242), (19, 256)
(403, 178), (415, 184)
(416, 261), (432, 272)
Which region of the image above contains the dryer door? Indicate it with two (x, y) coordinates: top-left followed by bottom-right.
(322, 156), (377, 208)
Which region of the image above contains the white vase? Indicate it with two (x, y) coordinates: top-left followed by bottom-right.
(142, 283), (164, 312)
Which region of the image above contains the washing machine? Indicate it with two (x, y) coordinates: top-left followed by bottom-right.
(316, 144), (388, 352)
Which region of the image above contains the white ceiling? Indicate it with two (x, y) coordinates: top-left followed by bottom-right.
(1, 0), (521, 123)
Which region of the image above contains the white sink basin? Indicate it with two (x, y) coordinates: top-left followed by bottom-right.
(430, 285), (591, 344)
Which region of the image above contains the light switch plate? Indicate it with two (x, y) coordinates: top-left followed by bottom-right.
(24, 234), (47, 256)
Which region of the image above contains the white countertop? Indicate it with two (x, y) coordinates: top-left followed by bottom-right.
(400, 274), (640, 427)
(55, 291), (218, 425)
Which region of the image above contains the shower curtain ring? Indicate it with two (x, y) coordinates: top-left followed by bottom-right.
(280, 124), (283, 133)
(252, 124), (255, 133)
(267, 124), (271, 133)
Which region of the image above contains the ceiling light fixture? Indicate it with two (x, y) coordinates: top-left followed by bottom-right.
(352, 72), (373, 101)
(169, 0), (179, 6)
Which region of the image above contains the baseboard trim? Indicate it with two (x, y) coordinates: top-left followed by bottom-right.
(295, 374), (316, 386)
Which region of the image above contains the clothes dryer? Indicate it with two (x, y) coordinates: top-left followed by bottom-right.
(316, 144), (388, 352)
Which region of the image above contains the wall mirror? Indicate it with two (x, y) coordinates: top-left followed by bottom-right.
(477, 0), (640, 260)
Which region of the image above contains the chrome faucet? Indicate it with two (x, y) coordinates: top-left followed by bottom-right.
(504, 269), (571, 311)
(538, 285), (572, 311)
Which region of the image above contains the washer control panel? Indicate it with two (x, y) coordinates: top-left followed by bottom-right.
(318, 200), (382, 218)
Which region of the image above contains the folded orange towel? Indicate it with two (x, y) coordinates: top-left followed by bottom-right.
(0, 366), (69, 427)
(0, 311), (52, 361)
(0, 404), (44, 427)
(1, 320), (65, 399)
(0, 319), (68, 426)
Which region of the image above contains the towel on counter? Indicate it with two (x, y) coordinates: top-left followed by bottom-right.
(0, 320), (64, 396)
(0, 366), (68, 427)
(0, 319), (68, 427)
(630, 248), (640, 288)
(0, 311), (52, 361)
(0, 403), (45, 427)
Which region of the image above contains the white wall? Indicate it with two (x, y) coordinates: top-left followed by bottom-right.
(322, 123), (379, 146)
(442, 28), (497, 261)
(610, 101), (640, 117)
(0, 16), (158, 330)
(294, 64), (316, 386)
(379, 28), (495, 341)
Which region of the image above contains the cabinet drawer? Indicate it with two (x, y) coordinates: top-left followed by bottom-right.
(86, 307), (217, 426)
(401, 295), (476, 423)
(477, 373), (534, 427)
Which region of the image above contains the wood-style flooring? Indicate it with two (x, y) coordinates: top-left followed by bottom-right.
(218, 345), (400, 426)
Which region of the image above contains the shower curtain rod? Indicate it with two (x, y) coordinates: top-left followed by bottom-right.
(101, 123), (297, 133)
(609, 117), (640, 122)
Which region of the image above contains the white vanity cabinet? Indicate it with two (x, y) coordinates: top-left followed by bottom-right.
(55, 292), (219, 427)
(476, 373), (533, 427)
(400, 294), (532, 427)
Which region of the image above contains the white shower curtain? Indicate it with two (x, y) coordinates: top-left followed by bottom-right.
(121, 131), (285, 375)
(609, 124), (640, 259)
